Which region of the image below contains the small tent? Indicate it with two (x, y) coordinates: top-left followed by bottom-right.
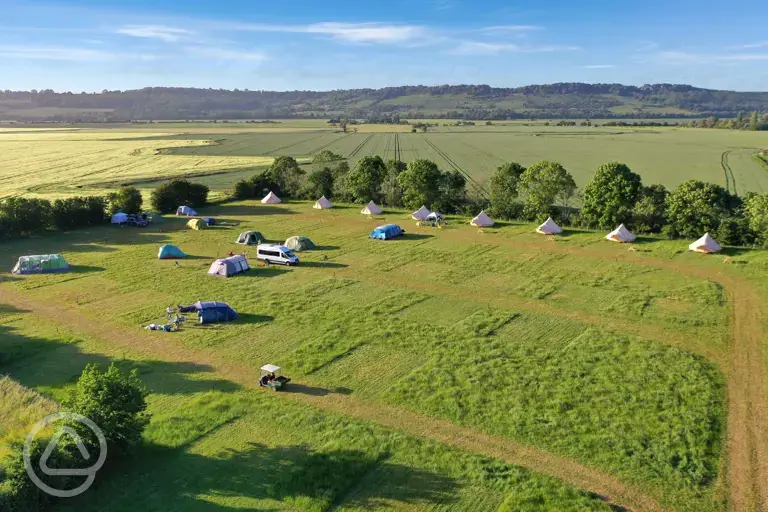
(12, 254), (70, 275)
(426, 211), (443, 222)
(536, 217), (563, 235)
(313, 196), (334, 209)
(176, 205), (197, 216)
(196, 301), (238, 324)
(111, 212), (129, 224)
(605, 224), (636, 243)
(158, 244), (185, 259)
(261, 191), (281, 204)
(370, 224), (404, 240)
(689, 233), (722, 254)
(207, 255), (250, 277)
(187, 218), (207, 230)
(235, 231), (266, 245)
(361, 201), (382, 215)
(285, 236), (316, 252)
(470, 210), (494, 227)
(411, 205), (430, 221)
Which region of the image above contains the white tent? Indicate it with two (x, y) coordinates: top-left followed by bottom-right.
(470, 210), (494, 227)
(426, 211), (443, 222)
(313, 195), (333, 209)
(111, 212), (129, 224)
(411, 205), (430, 221)
(261, 191), (281, 204)
(536, 217), (563, 235)
(361, 201), (382, 215)
(689, 233), (722, 254)
(605, 224), (636, 243)
(176, 205), (197, 216)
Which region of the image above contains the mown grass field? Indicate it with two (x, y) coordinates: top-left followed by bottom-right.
(1, 123), (766, 200)
(6, 200), (768, 511)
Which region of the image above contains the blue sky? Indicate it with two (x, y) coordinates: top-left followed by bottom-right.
(1, 0), (767, 92)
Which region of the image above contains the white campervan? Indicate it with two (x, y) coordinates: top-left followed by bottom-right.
(256, 244), (300, 266)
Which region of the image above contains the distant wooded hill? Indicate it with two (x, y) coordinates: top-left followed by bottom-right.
(2, 83), (767, 122)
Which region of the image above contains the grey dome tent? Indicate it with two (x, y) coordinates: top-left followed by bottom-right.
(176, 205), (198, 216)
(236, 231), (266, 245)
(207, 255), (250, 277)
(284, 236), (315, 251)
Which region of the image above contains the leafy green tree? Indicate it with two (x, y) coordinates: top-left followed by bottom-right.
(434, 170), (468, 213)
(715, 216), (754, 246)
(51, 197), (106, 230)
(0, 197), (52, 237)
(665, 180), (738, 238)
(312, 150), (343, 172)
(745, 193), (768, 243)
(331, 161), (352, 201)
(150, 179), (209, 212)
(489, 162), (526, 219)
(580, 162), (642, 228)
(106, 186), (143, 215)
(750, 111), (760, 130)
(397, 159), (444, 209)
(632, 184), (668, 233)
(344, 155), (387, 203)
(264, 156), (305, 197)
(519, 161), (576, 221)
(233, 179), (255, 200)
(382, 160), (406, 207)
(303, 167), (335, 199)
(63, 363), (149, 454)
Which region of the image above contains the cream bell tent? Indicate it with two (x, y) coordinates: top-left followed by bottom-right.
(470, 210), (494, 227)
(689, 233), (722, 254)
(361, 201), (382, 215)
(605, 224), (636, 243)
(261, 191), (281, 204)
(313, 196), (333, 209)
(536, 217), (563, 235)
(411, 205), (430, 221)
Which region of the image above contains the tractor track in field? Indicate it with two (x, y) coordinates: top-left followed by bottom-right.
(0, 286), (665, 512)
(348, 134), (374, 158)
(721, 151), (738, 195)
(422, 137), (490, 199)
(309, 133), (350, 155)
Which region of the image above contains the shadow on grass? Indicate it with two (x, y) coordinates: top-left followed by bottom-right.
(300, 261), (347, 269)
(312, 245), (340, 251)
(206, 204), (298, 217)
(68, 265), (106, 274)
(60, 442), (458, 512)
(720, 246), (752, 257)
(238, 267), (291, 278)
(235, 312), (274, 325)
(397, 233), (434, 241)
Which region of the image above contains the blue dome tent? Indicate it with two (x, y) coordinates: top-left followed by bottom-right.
(157, 244), (186, 259)
(195, 301), (237, 324)
(369, 224), (405, 240)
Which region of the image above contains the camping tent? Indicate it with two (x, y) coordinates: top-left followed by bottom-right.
(235, 231), (266, 245)
(261, 191), (281, 204)
(111, 212), (129, 224)
(689, 233), (722, 254)
(370, 224), (404, 240)
(207, 255), (250, 277)
(176, 205), (197, 216)
(202, 217), (216, 226)
(361, 201), (382, 215)
(285, 236), (316, 251)
(187, 218), (207, 230)
(470, 210), (494, 227)
(313, 196), (334, 209)
(426, 211), (443, 222)
(411, 205), (430, 221)
(158, 244), (186, 259)
(196, 301), (238, 324)
(12, 254), (70, 275)
(605, 224), (636, 243)
(536, 217), (563, 235)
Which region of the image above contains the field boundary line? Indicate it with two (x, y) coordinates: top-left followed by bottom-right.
(0, 286), (666, 512)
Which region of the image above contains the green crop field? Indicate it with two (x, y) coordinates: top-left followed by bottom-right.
(0, 123), (766, 201)
(3, 199), (768, 511)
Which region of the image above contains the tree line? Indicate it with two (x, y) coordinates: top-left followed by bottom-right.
(684, 111), (768, 131)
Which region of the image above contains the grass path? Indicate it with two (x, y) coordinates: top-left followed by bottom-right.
(0, 285), (666, 512)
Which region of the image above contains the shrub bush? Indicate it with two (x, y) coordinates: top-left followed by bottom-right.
(150, 179), (209, 213)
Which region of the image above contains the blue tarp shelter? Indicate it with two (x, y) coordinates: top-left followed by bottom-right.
(369, 224), (404, 240)
(196, 301), (238, 324)
(158, 244), (186, 259)
(207, 255), (250, 277)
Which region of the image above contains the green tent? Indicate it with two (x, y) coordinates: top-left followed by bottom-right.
(235, 231), (266, 245)
(284, 236), (316, 252)
(187, 218), (207, 230)
(12, 254), (70, 274)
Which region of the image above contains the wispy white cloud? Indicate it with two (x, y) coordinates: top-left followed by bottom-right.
(184, 46), (267, 61)
(117, 25), (194, 42)
(654, 50), (768, 64)
(738, 41), (768, 49)
(450, 41), (579, 55)
(306, 22), (426, 43)
(478, 25), (544, 32)
(0, 44), (116, 61)
(583, 64), (616, 69)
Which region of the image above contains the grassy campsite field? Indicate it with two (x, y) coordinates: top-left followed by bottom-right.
(1, 122), (767, 200)
(3, 200), (768, 511)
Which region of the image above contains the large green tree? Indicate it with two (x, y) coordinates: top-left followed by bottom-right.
(382, 159), (406, 207)
(312, 150), (343, 172)
(632, 184), (668, 233)
(344, 155), (387, 203)
(745, 193), (768, 243)
(519, 160), (576, 221)
(264, 156), (305, 197)
(397, 159), (445, 209)
(106, 186), (143, 215)
(303, 167), (335, 199)
(665, 180), (737, 238)
(580, 162), (642, 228)
(489, 162), (526, 219)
